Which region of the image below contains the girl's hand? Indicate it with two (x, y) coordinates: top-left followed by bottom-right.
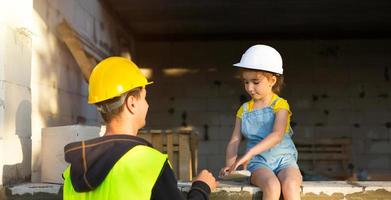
(229, 154), (252, 172)
(219, 167), (230, 177)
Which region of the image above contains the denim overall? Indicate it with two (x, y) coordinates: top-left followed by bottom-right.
(241, 97), (298, 174)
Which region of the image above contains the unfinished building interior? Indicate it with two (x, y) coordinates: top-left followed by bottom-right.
(1, 0), (391, 198)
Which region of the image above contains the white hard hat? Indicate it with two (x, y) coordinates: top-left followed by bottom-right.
(233, 44), (283, 74)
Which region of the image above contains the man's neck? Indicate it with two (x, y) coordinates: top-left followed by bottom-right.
(104, 118), (139, 136)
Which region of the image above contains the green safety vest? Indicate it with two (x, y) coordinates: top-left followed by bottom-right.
(63, 145), (167, 200)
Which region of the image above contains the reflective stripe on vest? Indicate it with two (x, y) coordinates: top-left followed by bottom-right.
(63, 145), (167, 200)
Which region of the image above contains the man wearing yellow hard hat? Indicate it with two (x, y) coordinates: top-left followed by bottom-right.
(62, 57), (218, 200)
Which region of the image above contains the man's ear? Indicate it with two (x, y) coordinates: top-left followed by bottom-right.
(125, 95), (136, 114)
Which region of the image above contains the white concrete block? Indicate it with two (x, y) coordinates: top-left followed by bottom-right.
(8, 183), (61, 195)
(350, 98), (388, 112)
(293, 109), (327, 126)
(367, 155), (391, 171)
(175, 97), (207, 112)
(291, 126), (315, 139)
(215, 184), (242, 193)
(242, 185), (261, 193)
(31, 138), (42, 182)
(1, 135), (24, 166)
(198, 140), (223, 156)
(183, 83), (215, 98)
(360, 126), (389, 140)
(185, 112), (206, 127)
(73, 6), (93, 38)
(77, 0), (101, 19)
(358, 181), (391, 192)
(57, 57), (82, 93)
(301, 181), (363, 195)
(363, 111), (390, 126)
(289, 97), (313, 110)
(146, 112), (182, 128)
(203, 112), (222, 126)
(315, 97), (353, 111)
(33, 0), (49, 23)
(3, 24), (32, 87)
(178, 181), (192, 192)
(197, 155), (208, 173)
(41, 125), (101, 183)
(1, 136), (31, 184)
(314, 126), (352, 139)
(207, 125), (233, 141)
(326, 110), (355, 125)
(0, 140), (3, 185)
(219, 113), (236, 127)
(206, 97), (238, 112)
(2, 82), (31, 138)
(46, 3), (63, 30)
(57, 0), (77, 29)
(149, 82), (186, 98)
(206, 155), (225, 176)
(369, 141), (391, 154)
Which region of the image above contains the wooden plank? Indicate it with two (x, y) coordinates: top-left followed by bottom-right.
(166, 131), (174, 166)
(57, 20), (94, 82)
(190, 132), (198, 176)
(178, 134), (191, 181)
(138, 131), (151, 143)
(152, 132), (163, 152)
(139, 129), (198, 181)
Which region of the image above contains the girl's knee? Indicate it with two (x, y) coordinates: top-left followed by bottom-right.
(262, 177), (281, 191)
(281, 178), (301, 191)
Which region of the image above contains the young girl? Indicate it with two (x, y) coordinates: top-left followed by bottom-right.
(221, 45), (302, 200)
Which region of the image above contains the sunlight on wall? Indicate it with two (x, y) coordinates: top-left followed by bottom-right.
(0, 0), (33, 184)
(32, 10), (59, 115)
(140, 68), (153, 79)
(2, 136), (23, 164)
(121, 51), (132, 60)
(0, 0), (32, 30)
(163, 68), (199, 77)
(30, 9), (60, 182)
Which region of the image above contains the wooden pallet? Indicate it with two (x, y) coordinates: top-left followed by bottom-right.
(295, 138), (352, 180)
(138, 129), (198, 181)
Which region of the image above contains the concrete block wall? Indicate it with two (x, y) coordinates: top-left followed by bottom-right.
(1, 0), (134, 185)
(0, 0), (34, 185)
(135, 39), (391, 178)
(30, 0), (133, 182)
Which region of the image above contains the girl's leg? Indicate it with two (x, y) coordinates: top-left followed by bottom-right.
(251, 167), (281, 200)
(277, 167), (302, 200)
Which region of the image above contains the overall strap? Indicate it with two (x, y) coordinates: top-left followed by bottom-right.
(270, 97), (281, 107)
(243, 102), (249, 112)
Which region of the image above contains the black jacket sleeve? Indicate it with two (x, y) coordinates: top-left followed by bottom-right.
(151, 160), (211, 200)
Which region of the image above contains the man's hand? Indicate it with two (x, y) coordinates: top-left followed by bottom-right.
(194, 170), (218, 191)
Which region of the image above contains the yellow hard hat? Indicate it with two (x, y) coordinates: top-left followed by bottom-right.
(88, 57), (152, 104)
